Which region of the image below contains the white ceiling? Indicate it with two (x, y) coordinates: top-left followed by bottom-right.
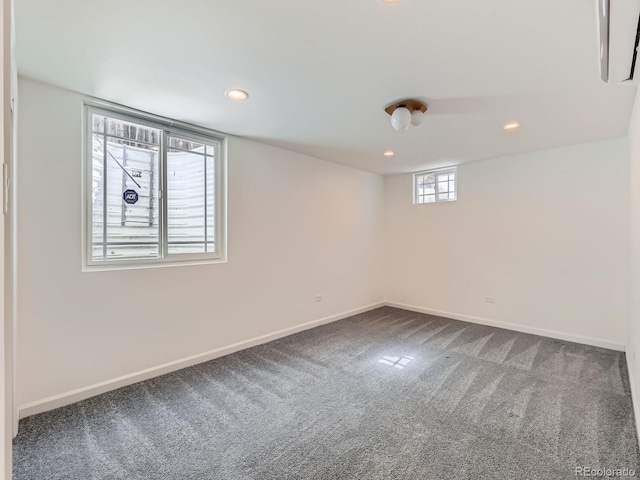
(16, 0), (637, 175)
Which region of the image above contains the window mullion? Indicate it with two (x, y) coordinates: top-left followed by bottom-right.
(214, 142), (221, 255)
(102, 123), (107, 261)
(204, 152), (208, 252)
(161, 131), (168, 259)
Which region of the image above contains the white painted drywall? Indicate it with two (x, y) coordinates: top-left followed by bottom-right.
(0, 0), (6, 474)
(1, 0), (11, 474)
(628, 89), (640, 422)
(16, 78), (385, 409)
(384, 139), (630, 348)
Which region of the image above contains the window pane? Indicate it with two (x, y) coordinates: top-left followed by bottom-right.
(91, 116), (161, 261)
(439, 181), (449, 193)
(91, 135), (105, 262)
(419, 185), (435, 196)
(167, 137), (216, 254)
(92, 114), (105, 133)
(105, 117), (161, 146)
(106, 141), (160, 258)
(449, 192), (456, 200)
(167, 136), (205, 153)
(438, 193), (449, 200)
(416, 174), (436, 204)
(206, 155), (215, 253)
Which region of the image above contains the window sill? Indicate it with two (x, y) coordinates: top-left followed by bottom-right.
(82, 256), (228, 273)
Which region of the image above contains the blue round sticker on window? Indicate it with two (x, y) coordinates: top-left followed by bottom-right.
(123, 189), (139, 205)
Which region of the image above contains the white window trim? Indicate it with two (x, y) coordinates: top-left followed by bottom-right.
(82, 100), (228, 272)
(413, 166), (457, 205)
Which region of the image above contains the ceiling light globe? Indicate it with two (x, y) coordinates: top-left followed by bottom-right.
(410, 110), (424, 127)
(391, 107), (412, 131)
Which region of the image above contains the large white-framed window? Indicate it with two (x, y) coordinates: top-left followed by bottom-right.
(84, 102), (227, 270)
(413, 167), (457, 204)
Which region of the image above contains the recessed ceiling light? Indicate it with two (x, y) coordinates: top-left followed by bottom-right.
(384, 150), (395, 157)
(225, 89), (249, 101)
(503, 122), (520, 130)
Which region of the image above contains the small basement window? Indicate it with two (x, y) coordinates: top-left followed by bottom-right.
(413, 167), (457, 204)
(84, 103), (226, 270)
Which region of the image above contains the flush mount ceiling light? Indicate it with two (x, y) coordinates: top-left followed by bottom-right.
(503, 121), (521, 130)
(383, 150), (395, 157)
(385, 99), (427, 131)
(225, 89), (249, 101)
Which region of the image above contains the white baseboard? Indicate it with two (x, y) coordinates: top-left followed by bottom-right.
(385, 302), (625, 352)
(18, 300), (626, 420)
(625, 350), (640, 446)
(18, 301), (385, 419)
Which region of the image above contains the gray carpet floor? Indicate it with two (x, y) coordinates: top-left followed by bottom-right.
(13, 307), (640, 479)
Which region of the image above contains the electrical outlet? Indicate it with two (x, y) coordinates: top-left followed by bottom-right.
(484, 296), (495, 304)
(315, 294), (324, 303)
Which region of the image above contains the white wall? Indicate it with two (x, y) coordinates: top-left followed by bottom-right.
(628, 89), (640, 425)
(16, 78), (385, 411)
(385, 139), (630, 349)
(1, 0), (9, 476)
